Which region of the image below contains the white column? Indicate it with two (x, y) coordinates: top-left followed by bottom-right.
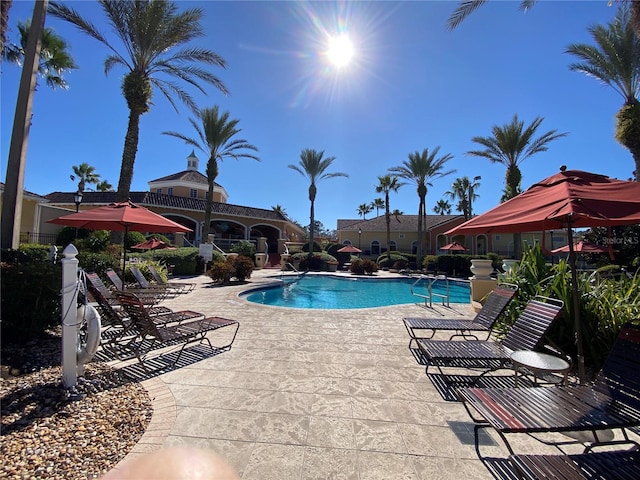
(61, 244), (79, 388)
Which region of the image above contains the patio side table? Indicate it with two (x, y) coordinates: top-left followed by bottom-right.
(510, 350), (571, 386)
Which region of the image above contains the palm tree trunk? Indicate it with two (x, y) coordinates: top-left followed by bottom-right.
(416, 197), (424, 268)
(116, 110), (141, 203)
(308, 200), (315, 261)
(1, 0), (47, 249)
(202, 182), (215, 240)
(385, 193), (391, 260)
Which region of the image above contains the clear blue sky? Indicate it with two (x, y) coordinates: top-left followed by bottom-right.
(1, 1), (632, 231)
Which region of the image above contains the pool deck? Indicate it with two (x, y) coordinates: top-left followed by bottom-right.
(105, 268), (635, 479)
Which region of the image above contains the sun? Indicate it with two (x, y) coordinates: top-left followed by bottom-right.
(326, 34), (354, 68)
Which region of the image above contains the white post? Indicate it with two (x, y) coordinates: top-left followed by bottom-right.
(61, 244), (79, 389)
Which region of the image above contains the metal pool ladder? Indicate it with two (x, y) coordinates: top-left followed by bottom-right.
(410, 274), (450, 307)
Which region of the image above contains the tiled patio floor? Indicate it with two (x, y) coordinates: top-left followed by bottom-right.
(105, 269), (636, 479)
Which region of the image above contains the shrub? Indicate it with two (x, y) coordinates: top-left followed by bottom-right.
(377, 253), (407, 269)
(207, 259), (235, 285)
(55, 226), (91, 247)
(1, 259), (61, 343)
(125, 231), (146, 250)
(392, 259), (408, 270)
(206, 255), (254, 284)
(298, 252), (337, 271)
(77, 252), (120, 275)
(230, 241), (256, 258)
(350, 258), (378, 275)
(234, 255), (255, 281)
(302, 241), (322, 253)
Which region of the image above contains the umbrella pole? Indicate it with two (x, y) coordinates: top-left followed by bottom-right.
(121, 226), (128, 291)
(568, 223), (585, 383)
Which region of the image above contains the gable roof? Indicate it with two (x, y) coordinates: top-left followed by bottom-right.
(147, 169), (221, 187)
(337, 214), (465, 232)
(44, 191), (287, 221)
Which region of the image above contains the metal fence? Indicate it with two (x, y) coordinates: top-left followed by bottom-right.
(19, 232), (58, 245)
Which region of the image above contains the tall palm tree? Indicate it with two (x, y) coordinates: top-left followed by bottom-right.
(448, 1), (640, 38)
(163, 105), (258, 240)
(467, 113), (567, 257)
(375, 175), (404, 261)
(391, 209), (404, 222)
(70, 162), (101, 192)
(468, 175), (482, 217)
(566, 6), (640, 181)
(433, 199), (452, 215)
(96, 180), (114, 192)
(357, 203), (372, 219)
(372, 197), (385, 217)
(271, 204), (288, 218)
(288, 149), (347, 260)
(49, 0), (229, 207)
(446, 177), (471, 220)
(389, 147), (455, 267)
(1, 0), (11, 57)
(3, 20), (77, 89)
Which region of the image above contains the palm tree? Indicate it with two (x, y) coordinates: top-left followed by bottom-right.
(272, 204), (288, 218)
(448, 1), (640, 38)
(163, 105), (258, 240)
(566, 6), (640, 181)
(288, 149), (348, 260)
(70, 162), (101, 192)
(96, 180), (114, 192)
(3, 20), (77, 89)
(433, 199), (452, 215)
(446, 176), (480, 220)
(389, 147), (455, 267)
(467, 114), (567, 257)
(357, 203), (372, 219)
(375, 175), (404, 261)
(1, 0), (11, 57)
(372, 197), (385, 217)
(391, 209), (404, 222)
(49, 0), (229, 206)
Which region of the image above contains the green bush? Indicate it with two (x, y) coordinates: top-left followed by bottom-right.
(55, 226), (91, 247)
(206, 255), (254, 284)
(500, 243), (640, 373)
(233, 255), (255, 281)
(377, 253), (407, 269)
(230, 241), (256, 258)
(301, 241), (322, 253)
(297, 252), (337, 271)
(124, 231), (146, 250)
(350, 258), (378, 275)
(77, 252), (120, 274)
(1, 244), (51, 263)
(1, 260), (62, 343)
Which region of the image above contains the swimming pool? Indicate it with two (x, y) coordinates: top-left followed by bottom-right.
(241, 275), (470, 309)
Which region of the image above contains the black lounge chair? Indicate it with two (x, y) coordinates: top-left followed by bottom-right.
(148, 265), (196, 294)
(415, 296), (564, 379)
(129, 266), (177, 297)
(85, 272), (203, 344)
(115, 291), (239, 372)
(404, 283), (517, 344)
(457, 323), (640, 456)
(105, 268), (168, 303)
(510, 449), (640, 480)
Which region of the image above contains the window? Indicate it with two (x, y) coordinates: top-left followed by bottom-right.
(168, 187), (174, 196)
(389, 241), (397, 251)
(190, 189), (197, 198)
(398, 233), (405, 239)
(155, 188), (162, 195)
(371, 241), (380, 255)
(495, 235), (501, 241)
(205, 191), (209, 200)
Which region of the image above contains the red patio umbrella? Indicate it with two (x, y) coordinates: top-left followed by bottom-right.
(132, 238), (176, 251)
(49, 201), (191, 275)
(439, 241), (467, 252)
(445, 168), (640, 382)
(337, 245), (362, 253)
(550, 240), (611, 255)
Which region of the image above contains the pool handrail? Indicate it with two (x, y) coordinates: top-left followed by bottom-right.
(410, 274), (450, 308)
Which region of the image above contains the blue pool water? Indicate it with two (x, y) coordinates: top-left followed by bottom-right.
(242, 275), (470, 309)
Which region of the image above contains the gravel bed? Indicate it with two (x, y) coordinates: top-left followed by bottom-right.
(1, 331), (152, 480)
